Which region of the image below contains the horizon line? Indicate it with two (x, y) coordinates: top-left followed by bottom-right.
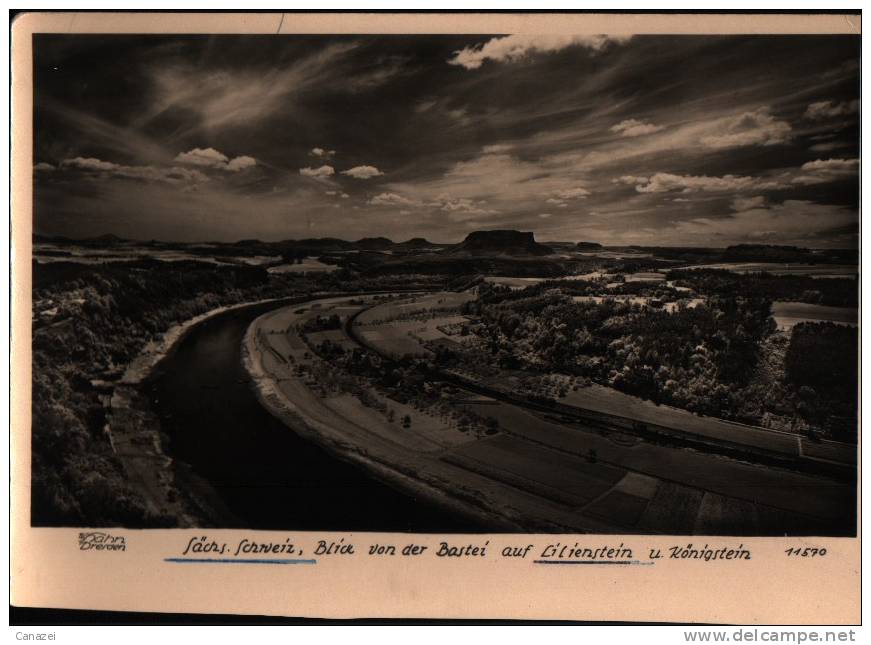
(31, 231), (857, 252)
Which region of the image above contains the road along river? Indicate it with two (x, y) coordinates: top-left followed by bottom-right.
(146, 297), (489, 532)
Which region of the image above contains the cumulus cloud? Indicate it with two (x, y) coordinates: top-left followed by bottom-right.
(732, 195), (768, 212)
(175, 147), (257, 172)
(538, 213), (553, 219)
(310, 147), (336, 158)
(299, 165), (335, 179)
(34, 162), (56, 172)
(341, 165), (384, 179)
(804, 99), (859, 120)
(367, 191), (496, 219)
(610, 119), (664, 137)
(368, 192), (417, 207)
(791, 158), (859, 185)
(226, 155), (257, 172)
(699, 108), (792, 149)
(431, 196), (497, 218)
(175, 147), (227, 168)
(448, 34), (631, 70)
(482, 144), (513, 154)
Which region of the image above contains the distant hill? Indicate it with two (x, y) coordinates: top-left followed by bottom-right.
(34, 232), (129, 246)
(355, 236), (395, 251)
(446, 230), (553, 256)
(396, 237), (441, 249)
(722, 244), (811, 263)
(290, 238), (356, 252)
(576, 241), (603, 251)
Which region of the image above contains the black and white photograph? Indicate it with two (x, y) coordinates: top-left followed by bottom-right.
(29, 25), (859, 539)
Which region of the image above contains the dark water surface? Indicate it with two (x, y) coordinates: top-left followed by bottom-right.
(148, 299), (487, 532)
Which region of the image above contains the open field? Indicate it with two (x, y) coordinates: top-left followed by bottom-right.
(681, 262), (858, 278)
(484, 272), (608, 288)
(455, 399), (852, 530)
(359, 327), (432, 358)
(355, 292), (475, 357)
(445, 435), (626, 508)
(266, 258), (337, 274)
(623, 271), (666, 282)
(35, 242), (282, 266)
(558, 384), (802, 454)
(772, 301), (859, 331)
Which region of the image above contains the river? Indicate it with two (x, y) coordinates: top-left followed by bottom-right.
(146, 299), (486, 532)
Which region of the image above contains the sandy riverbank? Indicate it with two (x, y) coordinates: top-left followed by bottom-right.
(121, 297), (284, 385)
(242, 305), (524, 532)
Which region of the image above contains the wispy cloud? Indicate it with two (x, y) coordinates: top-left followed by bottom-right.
(610, 119), (664, 137)
(804, 99), (859, 120)
(58, 156), (210, 186)
(448, 34), (631, 70)
(673, 200), (856, 246)
(34, 35), (858, 245)
(698, 107), (791, 149)
(617, 172), (785, 194)
(546, 187), (591, 208)
(142, 42), (358, 133)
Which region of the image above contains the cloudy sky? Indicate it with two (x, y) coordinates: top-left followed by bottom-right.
(34, 34), (859, 246)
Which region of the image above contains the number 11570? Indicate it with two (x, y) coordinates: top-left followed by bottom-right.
(784, 547), (827, 557)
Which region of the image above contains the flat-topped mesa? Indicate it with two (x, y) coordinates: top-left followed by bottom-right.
(576, 241), (603, 251)
(449, 230), (553, 256)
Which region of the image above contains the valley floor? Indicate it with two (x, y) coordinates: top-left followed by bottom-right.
(244, 294), (856, 535)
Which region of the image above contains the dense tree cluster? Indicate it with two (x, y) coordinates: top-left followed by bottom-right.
(784, 322), (858, 440)
(460, 281), (858, 439)
(32, 260), (282, 526)
(31, 258), (445, 526)
(669, 269), (858, 307)
(465, 287), (775, 418)
(300, 313), (342, 333)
